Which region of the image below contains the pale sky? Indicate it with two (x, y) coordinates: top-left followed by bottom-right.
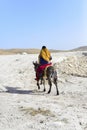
(0, 0), (87, 50)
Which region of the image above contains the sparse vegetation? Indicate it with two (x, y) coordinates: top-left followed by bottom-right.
(20, 107), (55, 117)
(0, 46), (87, 55)
(0, 49), (40, 55)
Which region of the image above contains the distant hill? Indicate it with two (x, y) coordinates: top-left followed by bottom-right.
(0, 49), (40, 55)
(0, 46), (87, 55)
(71, 46), (87, 51)
(0, 48), (61, 55)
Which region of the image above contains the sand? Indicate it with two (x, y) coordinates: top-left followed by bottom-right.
(0, 51), (87, 130)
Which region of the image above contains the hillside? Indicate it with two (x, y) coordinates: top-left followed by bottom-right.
(0, 46), (87, 55)
(0, 49), (40, 55)
(0, 48), (61, 55)
(71, 46), (87, 51)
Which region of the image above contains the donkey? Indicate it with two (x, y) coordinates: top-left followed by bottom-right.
(33, 61), (59, 95)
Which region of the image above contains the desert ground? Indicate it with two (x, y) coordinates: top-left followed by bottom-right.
(0, 51), (87, 130)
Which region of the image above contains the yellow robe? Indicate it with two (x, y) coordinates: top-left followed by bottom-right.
(39, 48), (51, 62)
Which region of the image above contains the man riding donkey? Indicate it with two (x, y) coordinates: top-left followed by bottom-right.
(35, 46), (52, 81)
(33, 46), (59, 95)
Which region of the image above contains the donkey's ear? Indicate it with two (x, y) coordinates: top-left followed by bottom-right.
(32, 61), (35, 65)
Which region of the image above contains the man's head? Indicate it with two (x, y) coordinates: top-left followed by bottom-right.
(42, 46), (46, 49)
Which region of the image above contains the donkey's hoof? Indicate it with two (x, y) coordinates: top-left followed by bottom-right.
(43, 89), (46, 92)
(47, 91), (50, 94)
(57, 92), (59, 95)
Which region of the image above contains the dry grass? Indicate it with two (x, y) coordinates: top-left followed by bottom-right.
(0, 49), (40, 55)
(20, 107), (55, 117)
(0, 49), (62, 55)
(0, 46), (87, 55)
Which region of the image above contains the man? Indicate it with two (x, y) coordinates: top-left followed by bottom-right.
(38, 46), (52, 64)
(35, 46), (52, 81)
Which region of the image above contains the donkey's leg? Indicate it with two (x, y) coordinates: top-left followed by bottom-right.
(37, 81), (40, 89)
(54, 78), (59, 95)
(48, 78), (52, 94)
(43, 79), (46, 92)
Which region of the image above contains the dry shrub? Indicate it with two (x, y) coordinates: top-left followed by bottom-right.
(20, 107), (55, 117)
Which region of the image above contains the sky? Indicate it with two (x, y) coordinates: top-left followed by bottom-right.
(0, 0), (87, 50)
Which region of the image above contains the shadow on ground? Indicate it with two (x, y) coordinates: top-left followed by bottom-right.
(5, 86), (34, 95)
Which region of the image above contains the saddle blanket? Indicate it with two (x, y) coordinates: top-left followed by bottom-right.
(38, 63), (52, 71)
(37, 63), (52, 72)
(36, 63), (52, 80)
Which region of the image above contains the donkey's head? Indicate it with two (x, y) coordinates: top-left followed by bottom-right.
(33, 61), (39, 72)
